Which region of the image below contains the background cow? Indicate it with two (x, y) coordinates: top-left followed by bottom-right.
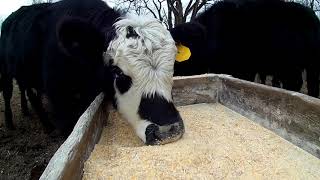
(0, 0), (184, 145)
(170, 0), (320, 98)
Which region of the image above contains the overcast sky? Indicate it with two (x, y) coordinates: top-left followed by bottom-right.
(0, 0), (319, 22)
(0, 0), (117, 20)
(0, 0), (205, 22)
(0, 0), (31, 19)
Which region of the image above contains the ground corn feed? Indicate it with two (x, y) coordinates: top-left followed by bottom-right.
(83, 103), (320, 179)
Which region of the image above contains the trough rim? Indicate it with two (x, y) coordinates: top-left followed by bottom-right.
(40, 74), (320, 180)
(40, 93), (105, 180)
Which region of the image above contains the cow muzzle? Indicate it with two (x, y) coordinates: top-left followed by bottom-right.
(145, 119), (185, 145)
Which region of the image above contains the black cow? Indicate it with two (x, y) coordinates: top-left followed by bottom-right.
(170, 0), (320, 98)
(0, 0), (184, 145)
(0, 1), (113, 134)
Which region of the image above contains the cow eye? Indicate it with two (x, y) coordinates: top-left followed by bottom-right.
(126, 26), (139, 38)
(111, 65), (123, 76)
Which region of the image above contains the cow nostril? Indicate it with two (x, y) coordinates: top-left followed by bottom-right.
(145, 124), (160, 145)
(168, 125), (176, 133)
(147, 121), (185, 145)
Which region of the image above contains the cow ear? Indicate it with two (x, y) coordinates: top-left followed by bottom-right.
(170, 22), (207, 47)
(57, 17), (105, 59)
(170, 22), (207, 62)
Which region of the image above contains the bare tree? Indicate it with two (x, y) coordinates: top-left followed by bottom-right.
(113, 0), (320, 29)
(32, 0), (53, 4)
(167, 0), (213, 26)
(113, 0), (215, 29)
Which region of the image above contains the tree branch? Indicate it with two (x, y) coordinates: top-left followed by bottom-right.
(152, 0), (163, 21)
(184, 0), (194, 15)
(143, 0), (158, 19)
(189, 0), (200, 20)
(167, 0), (179, 16)
(167, 0), (173, 28)
(162, 8), (169, 29)
(197, 0), (208, 12)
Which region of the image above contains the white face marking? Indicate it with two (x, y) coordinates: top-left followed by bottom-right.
(105, 16), (178, 144)
(113, 83), (149, 143)
(106, 16), (177, 101)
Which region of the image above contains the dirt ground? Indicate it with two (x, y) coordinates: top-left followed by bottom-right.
(0, 81), (65, 180)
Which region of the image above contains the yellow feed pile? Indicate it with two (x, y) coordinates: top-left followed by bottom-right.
(83, 103), (320, 179)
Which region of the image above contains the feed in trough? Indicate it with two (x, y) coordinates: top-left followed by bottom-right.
(83, 103), (320, 179)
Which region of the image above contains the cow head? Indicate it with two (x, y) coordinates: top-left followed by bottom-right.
(169, 22), (208, 76)
(169, 21), (207, 49)
(105, 16), (185, 145)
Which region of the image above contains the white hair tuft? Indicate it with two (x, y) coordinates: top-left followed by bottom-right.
(105, 16), (177, 101)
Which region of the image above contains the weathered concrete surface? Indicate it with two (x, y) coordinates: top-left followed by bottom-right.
(40, 93), (109, 180)
(172, 74), (225, 106)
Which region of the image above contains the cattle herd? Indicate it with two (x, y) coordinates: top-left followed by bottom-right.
(171, 0), (320, 98)
(0, 0), (319, 143)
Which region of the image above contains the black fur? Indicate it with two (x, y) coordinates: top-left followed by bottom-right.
(170, 0), (320, 98)
(126, 26), (139, 38)
(115, 73), (132, 94)
(109, 65), (132, 94)
(138, 94), (182, 126)
(0, 0), (121, 135)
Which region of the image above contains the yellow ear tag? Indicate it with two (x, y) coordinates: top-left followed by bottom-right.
(175, 44), (191, 62)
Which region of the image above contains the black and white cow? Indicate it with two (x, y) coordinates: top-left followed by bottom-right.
(170, 0), (320, 98)
(0, 0), (184, 145)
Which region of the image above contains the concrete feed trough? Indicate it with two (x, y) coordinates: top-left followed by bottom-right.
(40, 74), (320, 180)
